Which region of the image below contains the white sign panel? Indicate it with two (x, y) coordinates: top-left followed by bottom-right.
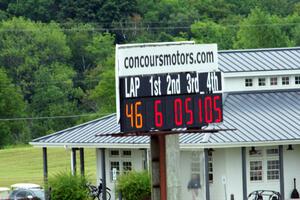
(117, 43), (218, 77)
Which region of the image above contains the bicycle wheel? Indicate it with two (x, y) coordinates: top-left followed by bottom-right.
(99, 191), (111, 200)
(106, 191), (111, 200)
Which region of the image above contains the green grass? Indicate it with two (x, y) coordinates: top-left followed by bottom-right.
(0, 146), (97, 187)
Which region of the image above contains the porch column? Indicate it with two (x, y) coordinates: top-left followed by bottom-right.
(71, 148), (77, 175)
(279, 145), (285, 199)
(204, 148), (210, 200)
(42, 147), (48, 184)
(79, 148), (85, 176)
(241, 147), (247, 200)
(100, 148), (107, 200)
(42, 147), (49, 200)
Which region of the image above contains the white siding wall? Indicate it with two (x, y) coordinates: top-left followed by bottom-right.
(209, 148), (243, 200)
(224, 148), (243, 199)
(284, 145), (300, 200)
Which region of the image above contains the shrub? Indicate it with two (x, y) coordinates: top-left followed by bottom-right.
(48, 171), (90, 200)
(116, 171), (151, 200)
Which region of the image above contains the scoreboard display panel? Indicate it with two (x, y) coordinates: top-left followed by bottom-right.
(119, 71), (223, 132)
(116, 42), (223, 133)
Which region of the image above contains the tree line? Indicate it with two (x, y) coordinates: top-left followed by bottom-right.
(0, 0), (300, 147)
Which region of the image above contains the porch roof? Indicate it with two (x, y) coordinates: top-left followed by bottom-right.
(30, 90), (300, 148)
(206, 90), (300, 147)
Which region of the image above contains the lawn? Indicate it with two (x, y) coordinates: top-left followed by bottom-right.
(0, 146), (97, 187)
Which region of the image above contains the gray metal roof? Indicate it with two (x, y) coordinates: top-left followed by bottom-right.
(31, 90), (300, 147)
(30, 113), (205, 146)
(219, 47), (300, 72)
(210, 90), (300, 144)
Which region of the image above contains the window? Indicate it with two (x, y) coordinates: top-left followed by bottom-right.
(110, 161), (120, 180)
(267, 160), (279, 180)
(249, 147), (280, 182)
(249, 149), (263, 157)
(282, 77), (289, 85)
(270, 77), (278, 86)
(266, 148), (279, 156)
(266, 148), (279, 180)
(109, 149), (133, 181)
(123, 161), (132, 172)
(190, 151), (202, 184)
(258, 78), (266, 86)
(245, 78), (253, 87)
(250, 161), (263, 181)
(208, 151), (213, 182)
(110, 150), (119, 157)
(296, 76), (300, 85)
(122, 150), (132, 157)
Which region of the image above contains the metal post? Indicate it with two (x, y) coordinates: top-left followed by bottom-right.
(159, 135), (167, 200)
(101, 148), (107, 200)
(43, 147), (48, 184)
(151, 135), (161, 200)
(241, 147), (247, 200)
(150, 135), (167, 200)
(204, 148), (210, 200)
(43, 147), (49, 200)
(279, 145), (285, 199)
(71, 148), (77, 175)
(79, 148), (85, 176)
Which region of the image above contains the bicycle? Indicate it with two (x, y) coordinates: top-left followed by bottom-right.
(86, 179), (111, 200)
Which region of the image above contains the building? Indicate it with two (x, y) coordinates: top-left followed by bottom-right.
(31, 47), (300, 200)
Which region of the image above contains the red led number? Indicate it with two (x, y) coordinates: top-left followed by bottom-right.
(154, 100), (163, 128)
(174, 98), (183, 126)
(198, 98), (203, 123)
(185, 98), (193, 125)
(205, 96), (213, 123)
(214, 95), (222, 122)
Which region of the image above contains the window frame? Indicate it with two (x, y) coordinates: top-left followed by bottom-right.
(248, 147), (280, 183)
(270, 77), (278, 86)
(282, 76), (290, 85)
(249, 160), (263, 182)
(295, 76), (300, 85)
(245, 78), (253, 87)
(258, 78), (266, 86)
(109, 149), (133, 181)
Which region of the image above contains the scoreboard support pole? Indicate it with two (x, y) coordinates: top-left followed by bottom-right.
(165, 134), (181, 200)
(150, 134), (181, 200)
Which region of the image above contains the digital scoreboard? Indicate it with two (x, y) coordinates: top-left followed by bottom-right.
(116, 42), (223, 133)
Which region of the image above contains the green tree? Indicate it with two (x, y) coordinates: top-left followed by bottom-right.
(7, 0), (58, 22)
(191, 20), (235, 49)
(57, 0), (138, 25)
(0, 17), (83, 138)
(88, 57), (115, 114)
(0, 68), (28, 147)
(0, 17), (71, 102)
(234, 8), (291, 49)
(30, 63), (82, 138)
